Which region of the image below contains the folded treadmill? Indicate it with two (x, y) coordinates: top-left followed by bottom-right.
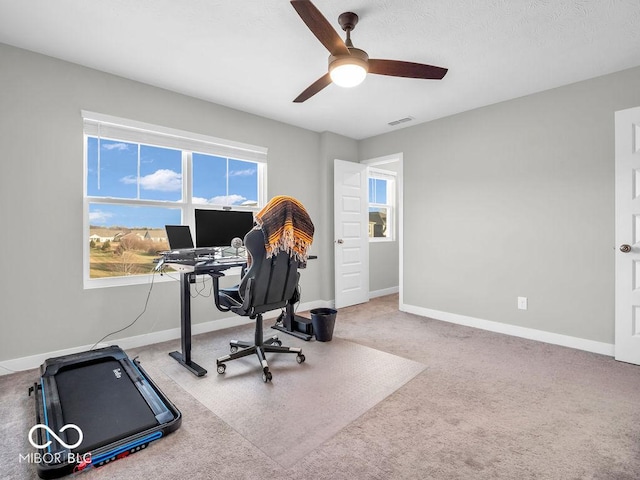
(29, 346), (181, 479)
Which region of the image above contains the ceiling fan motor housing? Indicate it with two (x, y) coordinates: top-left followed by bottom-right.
(328, 47), (369, 73)
(338, 12), (358, 31)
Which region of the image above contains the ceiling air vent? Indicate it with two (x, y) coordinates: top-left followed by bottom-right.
(388, 116), (414, 126)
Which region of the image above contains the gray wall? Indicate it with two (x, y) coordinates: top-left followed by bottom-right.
(318, 132), (359, 301)
(3, 41), (640, 362)
(360, 66), (640, 344)
(0, 43), (351, 361)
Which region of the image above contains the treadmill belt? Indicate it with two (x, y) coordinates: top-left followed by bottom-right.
(54, 359), (158, 452)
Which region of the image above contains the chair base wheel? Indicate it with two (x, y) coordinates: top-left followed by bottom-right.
(215, 314), (308, 382)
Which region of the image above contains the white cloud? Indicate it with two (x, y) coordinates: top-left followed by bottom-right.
(207, 194), (246, 205)
(121, 169), (182, 192)
(187, 195), (250, 206)
(228, 168), (256, 177)
(102, 142), (129, 151)
(89, 210), (113, 224)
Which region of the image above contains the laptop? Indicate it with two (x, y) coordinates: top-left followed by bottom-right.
(165, 225), (195, 250)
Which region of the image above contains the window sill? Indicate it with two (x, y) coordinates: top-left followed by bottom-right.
(369, 237), (395, 243)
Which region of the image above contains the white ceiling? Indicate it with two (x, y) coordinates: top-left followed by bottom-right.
(1, 0), (640, 139)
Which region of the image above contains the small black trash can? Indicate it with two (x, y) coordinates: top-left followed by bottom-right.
(310, 308), (337, 342)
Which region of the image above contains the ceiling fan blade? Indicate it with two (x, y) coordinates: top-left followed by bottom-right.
(368, 59), (448, 80)
(290, 0), (350, 57)
(293, 73), (332, 103)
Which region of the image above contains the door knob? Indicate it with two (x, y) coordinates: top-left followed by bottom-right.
(336, 239), (344, 244)
(620, 244), (632, 253)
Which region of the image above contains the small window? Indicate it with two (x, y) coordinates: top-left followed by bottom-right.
(368, 169), (396, 241)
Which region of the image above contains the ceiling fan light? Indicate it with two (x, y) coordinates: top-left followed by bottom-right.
(330, 63), (367, 87)
(328, 49), (369, 88)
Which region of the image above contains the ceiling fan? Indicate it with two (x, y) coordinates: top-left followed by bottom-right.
(290, 0), (448, 103)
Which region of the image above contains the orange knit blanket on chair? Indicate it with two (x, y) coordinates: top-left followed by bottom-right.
(254, 195), (314, 262)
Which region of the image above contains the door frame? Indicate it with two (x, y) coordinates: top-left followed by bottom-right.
(357, 153), (404, 307)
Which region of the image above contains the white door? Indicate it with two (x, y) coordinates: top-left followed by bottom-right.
(334, 159), (369, 308)
(615, 106), (640, 365)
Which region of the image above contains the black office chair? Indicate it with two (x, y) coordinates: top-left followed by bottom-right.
(214, 228), (306, 382)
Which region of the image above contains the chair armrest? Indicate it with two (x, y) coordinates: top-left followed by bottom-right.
(209, 273), (231, 312)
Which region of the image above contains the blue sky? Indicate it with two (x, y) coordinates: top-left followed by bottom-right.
(87, 137), (258, 229)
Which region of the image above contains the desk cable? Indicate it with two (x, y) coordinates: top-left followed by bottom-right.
(159, 266), (214, 299)
(192, 275), (213, 298)
(89, 267), (157, 351)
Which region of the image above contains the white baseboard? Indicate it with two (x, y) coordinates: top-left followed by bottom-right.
(369, 286), (399, 299)
(401, 303), (615, 357)
(0, 299), (331, 376)
(293, 299), (334, 312)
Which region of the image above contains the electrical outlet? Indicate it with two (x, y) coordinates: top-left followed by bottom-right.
(517, 296), (528, 310)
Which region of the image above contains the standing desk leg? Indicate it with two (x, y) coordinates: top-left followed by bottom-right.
(169, 272), (207, 376)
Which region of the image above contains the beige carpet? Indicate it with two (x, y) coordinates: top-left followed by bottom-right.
(5, 295), (640, 479)
(162, 335), (426, 468)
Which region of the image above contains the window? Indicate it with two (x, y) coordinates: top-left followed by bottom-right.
(368, 168), (396, 241)
(83, 111), (267, 288)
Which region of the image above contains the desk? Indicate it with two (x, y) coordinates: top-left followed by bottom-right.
(157, 253), (245, 377)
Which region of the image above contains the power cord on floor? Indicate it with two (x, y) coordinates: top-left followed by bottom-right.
(89, 268), (157, 350)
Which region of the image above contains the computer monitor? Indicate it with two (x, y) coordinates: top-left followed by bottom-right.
(194, 209), (255, 248)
